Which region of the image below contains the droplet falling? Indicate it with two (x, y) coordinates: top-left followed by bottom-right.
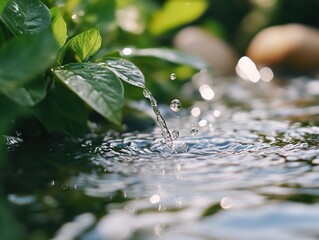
(172, 130), (179, 140)
(170, 99), (181, 112)
(170, 73), (176, 80)
(190, 127), (198, 136)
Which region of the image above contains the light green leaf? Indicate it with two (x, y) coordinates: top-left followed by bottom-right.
(3, 77), (48, 106)
(35, 82), (89, 137)
(0, 0), (51, 35)
(102, 57), (145, 88)
(0, 0), (8, 14)
(149, 0), (208, 35)
(50, 7), (67, 48)
(0, 29), (58, 91)
(70, 26), (101, 62)
(53, 62), (124, 127)
(122, 48), (208, 70)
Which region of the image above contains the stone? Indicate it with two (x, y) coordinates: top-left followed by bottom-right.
(247, 24), (319, 71)
(173, 26), (238, 75)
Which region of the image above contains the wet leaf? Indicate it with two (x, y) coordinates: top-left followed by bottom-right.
(50, 7), (67, 48)
(150, 0), (208, 35)
(35, 82), (89, 137)
(53, 62), (124, 127)
(0, 0), (51, 36)
(103, 57), (145, 88)
(124, 48), (208, 70)
(70, 26), (101, 62)
(0, 29), (58, 91)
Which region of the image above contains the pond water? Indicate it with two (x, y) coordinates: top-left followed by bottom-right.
(4, 75), (319, 239)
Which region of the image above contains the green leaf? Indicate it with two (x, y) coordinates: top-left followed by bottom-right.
(103, 57), (145, 88)
(3, 77), (48, 106)
(70, 26), (101, 62)
(149, 0), (208, 35)
(35, 81), (89, 137)
(83, 0), (116, 32)
(0, 0), (51, 36)
(122, 48), (208, 70)
(50, 7), (67, 48)
(0, 29), (58, 91)
(53, 62), (124, 127)
(0, 0), (8, 14)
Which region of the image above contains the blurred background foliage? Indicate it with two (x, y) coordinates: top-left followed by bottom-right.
(40, 0), (319, 101)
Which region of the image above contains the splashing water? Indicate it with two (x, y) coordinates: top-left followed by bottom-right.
(142, 87), (188, 153)
(142, 87), (173, 143)
(172, 130), (180, 140)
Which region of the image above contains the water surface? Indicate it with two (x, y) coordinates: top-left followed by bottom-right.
(4, 77), (319, 240)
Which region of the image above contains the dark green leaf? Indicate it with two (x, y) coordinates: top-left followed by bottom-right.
(122, 48), (208, 70)
(35, 82), (89, 137)
(3, 77), (48, 106)
(53, 62), (124, 127)
(0, 29), (58, 91)
(70, 26), (101, 62)
(103, 57), (145, 88)
(1, 0), (51, 36)
(50, 7), (67, 48)
(0, 199), (24, 240)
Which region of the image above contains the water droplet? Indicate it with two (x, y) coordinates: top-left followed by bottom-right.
(60, 183), (69, 190)
(190, 127), (198, 136)
(170, 99), (181, 112)
(172, 130), (179, 140)
(170, 73), (176, 80)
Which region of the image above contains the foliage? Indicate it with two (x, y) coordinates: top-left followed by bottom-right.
(0, 0), (207, 147)
(1, 0), (316, 154)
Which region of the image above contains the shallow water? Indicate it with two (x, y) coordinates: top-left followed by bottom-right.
(4, 76), (319, 239)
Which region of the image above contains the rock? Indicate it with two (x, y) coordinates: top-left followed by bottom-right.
(247, 24), (319, 71)
(173, 26), (238, 75)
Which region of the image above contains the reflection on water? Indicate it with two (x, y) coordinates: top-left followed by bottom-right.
(4, 76), (319, 239)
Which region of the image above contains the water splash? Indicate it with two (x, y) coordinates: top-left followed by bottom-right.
(142, 87), (188, 153)
(142, 87), (173, 144)
(172, 130), (179, 140)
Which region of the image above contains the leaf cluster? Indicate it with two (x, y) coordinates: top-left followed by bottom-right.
(0, 0), (208, 144)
